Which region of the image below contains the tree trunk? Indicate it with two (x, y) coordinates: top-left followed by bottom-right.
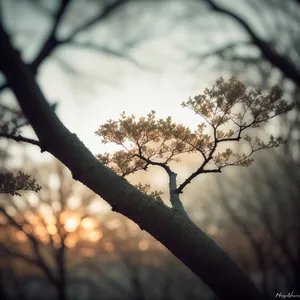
(56, 282), (66, 300)
(0, 23), (265, 300)
(56, 242), (67, 300)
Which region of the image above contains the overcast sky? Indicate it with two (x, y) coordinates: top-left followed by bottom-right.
(1, 0), (251, 156)
(1, 0), (294, 217)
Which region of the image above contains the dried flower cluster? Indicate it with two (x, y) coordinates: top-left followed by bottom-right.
(95, 77), (293, 197)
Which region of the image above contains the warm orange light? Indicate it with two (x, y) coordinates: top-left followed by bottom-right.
(14, 215), (24, 223)
(34, 224), (47, 237)
(207, 224), (218, 236)
(16, 231), (27, 242)
(65, 235), (77, 248)
(79, 229), (88, 240)
(116, 229), (127, 239)
(60, 211), (70, 223)
(26, 213), (40, 224)
(80, 248), (95, 257)
(0, 230), (4, 241)
(81, 217), (98, 230)
(52, 233), (61, 245)
(87, 230), (103, 242)
(106, 219), (121, 230)
(64, 217), (80, 232)
(138, 240), (149, 251)
(47, 224), (57, 235)
(40, 234), (49, 244)
(44, 214), (56, 225)
(23, 224), (32, 234)
(25, 211), (35, 221)
(0, 214), (7, 225)
(104, 242), (114, 252)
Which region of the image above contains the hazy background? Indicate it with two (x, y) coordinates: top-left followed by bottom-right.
(0, 0), (300, 299)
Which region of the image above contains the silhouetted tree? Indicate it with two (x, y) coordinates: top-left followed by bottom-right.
(0, 1), (296, 299)
(1, 161), (102, 300)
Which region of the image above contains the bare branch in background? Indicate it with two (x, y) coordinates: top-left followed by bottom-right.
(0, 132), (40, 146)
(203, 0), (300, 86)
(0, 0), (134, 93)
(66, 40), (144, 68)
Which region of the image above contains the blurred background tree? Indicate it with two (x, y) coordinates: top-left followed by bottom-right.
(0, 0), (299, 300)
(0, 160), (213, 300)
(183, 1), (300, 297)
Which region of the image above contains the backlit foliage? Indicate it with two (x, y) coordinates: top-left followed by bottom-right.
(134, 183), (164, 203)
(95, 77), (293, 195)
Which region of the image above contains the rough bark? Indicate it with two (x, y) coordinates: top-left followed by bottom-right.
(0, 24), (265, 300)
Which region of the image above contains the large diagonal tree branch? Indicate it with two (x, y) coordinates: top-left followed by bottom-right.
(0, 25), (264, 300)
(204, 0), (300, 86)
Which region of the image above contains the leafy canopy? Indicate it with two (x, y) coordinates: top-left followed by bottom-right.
(95, 77), (293, 197)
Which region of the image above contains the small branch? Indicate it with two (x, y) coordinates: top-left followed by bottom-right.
(134, 150), (188, 215)
(205, 0), (300, 86)
(0, 103), (20, 114)
(133, 152), (173, 176)
(66, 41), (143, 68)
(30, 0), (72, 73)
(0, 132), (40, 146)
(186, 140), (207, 160)
(2, 246), (39, 266)
(177, 111), (263, 193)
(177, 165), (221, 193)
(0, 0), (131, 93)
(177, 126), (219, 193)
(169, 172), (189, 217)
(0, 0), (69, 90)
(216, 193), (270, 295)
(65, 0), (129, 42)
(185, 41), (251, 60)
(23, 197), (56, 252)
(0, 207), (57, 285)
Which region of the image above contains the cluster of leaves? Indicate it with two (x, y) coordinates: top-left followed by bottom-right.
(182, 77), (289, 124)
(95, 77), (293, 194)
(96, 151), (147, 177)
(95, 110), (194, 176)
(134, 183), (164, 203)
(180, 78), (292, 169)
(0, 104), (28, 136)
(0, 171), (42, 196)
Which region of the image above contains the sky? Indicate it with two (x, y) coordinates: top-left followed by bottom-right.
(1, 0), (294, 212)
(1, 0), (235, 157)
(1, 5), (300, 299)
